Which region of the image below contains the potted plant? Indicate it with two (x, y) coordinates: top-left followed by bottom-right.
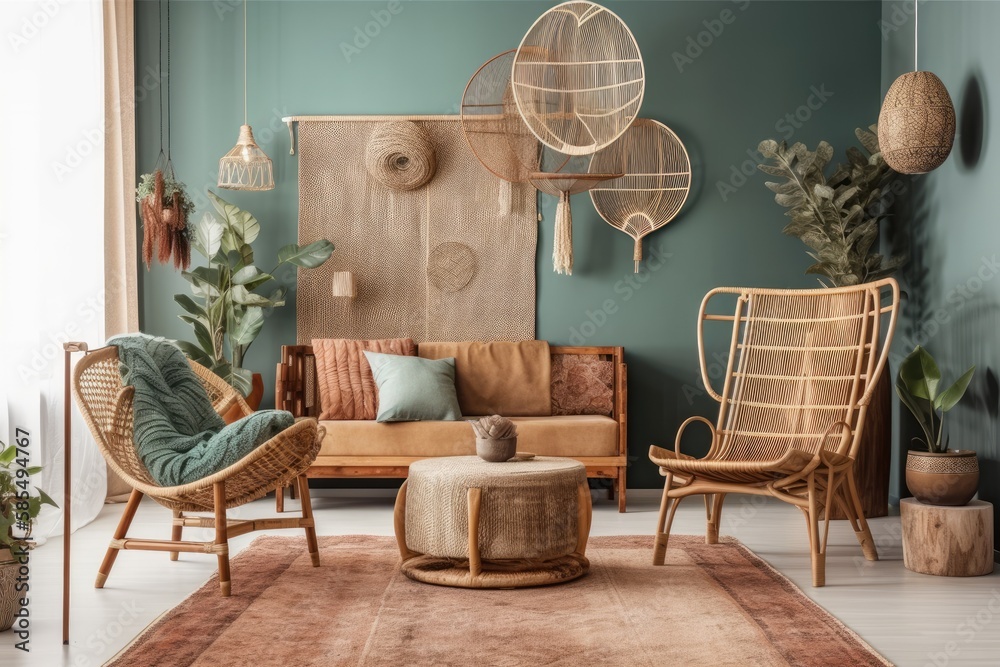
(0, 439), (57, 632)
(895, 346), (978, 506)
(175, 191), (333, 412)
(757, 125), (904, 519)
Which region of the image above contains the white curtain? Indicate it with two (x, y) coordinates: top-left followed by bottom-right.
(0, 1), (112, 538)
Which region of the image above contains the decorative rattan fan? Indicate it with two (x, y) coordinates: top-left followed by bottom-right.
(461, 50), (619, 275)
(461, 50), (541, 186)
(589, 119), (691, 272)
(512, 1), (645, 156)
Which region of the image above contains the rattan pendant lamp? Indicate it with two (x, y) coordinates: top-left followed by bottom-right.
(878, 0), (955, 174)
(218, 0), (273, 191)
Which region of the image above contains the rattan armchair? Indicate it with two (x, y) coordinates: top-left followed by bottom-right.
(71, 345), (323, 597)
(650, 279), (900, 587)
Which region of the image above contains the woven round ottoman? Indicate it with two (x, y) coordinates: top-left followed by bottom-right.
(394, 456), (592, 588)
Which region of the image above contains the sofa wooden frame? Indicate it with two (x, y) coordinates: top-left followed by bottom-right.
(274, 345), (629, 512)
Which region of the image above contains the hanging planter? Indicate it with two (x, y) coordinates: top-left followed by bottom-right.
(878, 1), (956, 174)
(136, 0), (193, 270)
(136, 168), (194, 270)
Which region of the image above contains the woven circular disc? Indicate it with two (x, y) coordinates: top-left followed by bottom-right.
(365, 121), (437, 190)
(401, 554), (588, 589)
(428, 242), (476, 292)
(878, 71), (955, 174)
(512, 0), (645, 156)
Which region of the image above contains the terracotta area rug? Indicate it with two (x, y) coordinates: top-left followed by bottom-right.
(108, 535), (890, 667)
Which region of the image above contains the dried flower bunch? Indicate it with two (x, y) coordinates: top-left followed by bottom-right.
(470, 415), (518, 440)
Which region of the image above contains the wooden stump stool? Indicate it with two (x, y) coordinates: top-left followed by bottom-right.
(900, 498), (994, 577)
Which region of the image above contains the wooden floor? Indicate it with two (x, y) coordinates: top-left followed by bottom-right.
(2, 490), (998, 666)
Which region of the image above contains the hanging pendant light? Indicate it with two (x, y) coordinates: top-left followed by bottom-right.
(878, 0), (955, 174)
(218, 0), (274, 191)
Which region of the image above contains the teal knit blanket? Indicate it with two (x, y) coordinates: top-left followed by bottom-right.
(109, 334), (294, 487)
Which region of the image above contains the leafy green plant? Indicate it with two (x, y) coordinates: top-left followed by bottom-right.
(175, 191), (334, 396)
(895, 346), (975, 453)
(757, 125), (905, 287)
(0, 440), (57, 554)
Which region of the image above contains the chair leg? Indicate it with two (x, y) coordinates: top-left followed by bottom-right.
(275, 484), (285, 513)
(617, 466), (627, 513)
(169, 509), (183, 561)
(653, 474), (681, 566)
(297, 474), (320, 567)
(845, 471), (878, 561)
(289, 482), (298, 501)
(96, 489), (143, 588)
(213, 481), (231, 597)
(806, 475), (825, 587)
(705, 493), (726, 544)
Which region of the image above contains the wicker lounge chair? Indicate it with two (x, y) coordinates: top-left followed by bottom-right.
(649, 279), (900, 587)
(71, 345), (322, 596)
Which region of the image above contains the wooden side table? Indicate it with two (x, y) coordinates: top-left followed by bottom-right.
(900, 498), (994, 577)
(394, 456), (592, 588)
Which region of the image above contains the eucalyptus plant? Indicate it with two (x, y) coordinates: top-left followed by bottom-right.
(895, 346), (975, 453)
(0, 440), (57, 554)
(757, 125), (904, 287)
(175, 191), (334, 396)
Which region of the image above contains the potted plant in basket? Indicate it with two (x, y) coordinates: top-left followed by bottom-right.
(0, 439), (57, 632)
(756, 124), (905, 519)
(895, 345), (978, 506)
(175, 191), (334, 412)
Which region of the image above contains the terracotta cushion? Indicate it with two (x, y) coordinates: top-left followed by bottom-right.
(317, 415), (618, 457)
(418, 341), (551, 416)
(311, 338), (416, 420)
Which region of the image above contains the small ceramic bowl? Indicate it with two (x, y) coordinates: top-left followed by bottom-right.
(476, 437), (517, 462)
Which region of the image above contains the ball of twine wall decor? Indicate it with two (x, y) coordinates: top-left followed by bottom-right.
(589, 119), (691, 272)
(365, 121), (438, 191)
(878, 71), (955, 174)
(512, 0), (644, 156)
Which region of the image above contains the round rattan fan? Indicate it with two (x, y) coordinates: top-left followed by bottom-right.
(461, 50), (541, 185)
(589, 119), (691, 272)
(461, 50), (618, 275)
(512, 0), (645, 156)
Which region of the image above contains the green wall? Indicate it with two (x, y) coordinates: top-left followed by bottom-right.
(882, 1), (999, 536)
(136, 0), (884, 489)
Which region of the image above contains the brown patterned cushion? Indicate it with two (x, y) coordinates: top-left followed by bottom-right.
(551, 354), (614, 416)
(312, 338), (416, 420)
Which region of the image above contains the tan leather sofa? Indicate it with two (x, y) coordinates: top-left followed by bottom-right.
(275, 343), (629, 511)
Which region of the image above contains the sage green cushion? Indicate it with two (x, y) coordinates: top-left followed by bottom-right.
(363, 351), (462, 423)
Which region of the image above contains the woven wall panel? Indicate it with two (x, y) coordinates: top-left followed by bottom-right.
(296, 117), (537, 344)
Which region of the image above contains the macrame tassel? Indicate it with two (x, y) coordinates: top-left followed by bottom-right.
(633, 237), (643, 274)
(553, 191), (573, 275)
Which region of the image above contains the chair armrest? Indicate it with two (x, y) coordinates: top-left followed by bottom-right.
(675, 416), (718, 458)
